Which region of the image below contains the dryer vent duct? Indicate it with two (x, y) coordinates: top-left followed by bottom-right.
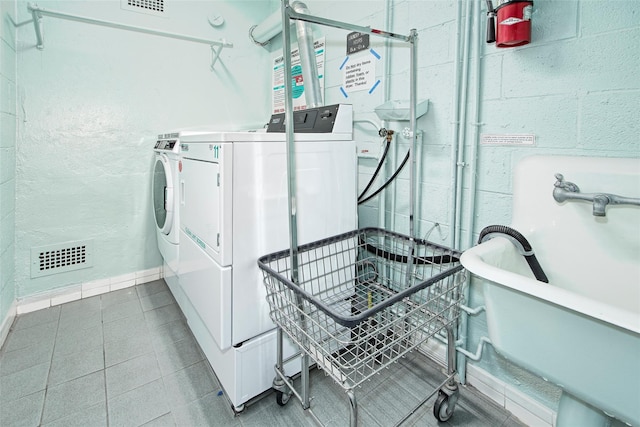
(31, 240), (94, 278)
(250, 2), (323, 108)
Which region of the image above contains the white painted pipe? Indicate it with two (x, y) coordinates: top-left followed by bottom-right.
(448, 0), (465, 249)
(451, 0), (474, 386)
(453, 0), (474, 249)
(466, 0), (483, 252)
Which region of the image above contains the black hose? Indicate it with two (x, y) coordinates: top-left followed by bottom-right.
(358, 137), (391, 201)
(358, 150), (410, 205)
(363, 242), (458, 264)
(478, 225), (549, 283)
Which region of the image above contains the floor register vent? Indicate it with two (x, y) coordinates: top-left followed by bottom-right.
(31, 240), (94, 278)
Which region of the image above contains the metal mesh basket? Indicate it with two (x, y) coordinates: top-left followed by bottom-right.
(258, 227), (465, 390)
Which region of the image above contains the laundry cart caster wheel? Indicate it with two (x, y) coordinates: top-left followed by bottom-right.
(275, 390), (291, 406)
(433, 390), (455, 422)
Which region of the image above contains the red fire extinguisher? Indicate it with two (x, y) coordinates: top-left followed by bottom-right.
(486, 0), (533, 48)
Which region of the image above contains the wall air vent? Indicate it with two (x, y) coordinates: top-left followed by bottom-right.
(31, 240), (94, 278)
(121, 0), (166, 17)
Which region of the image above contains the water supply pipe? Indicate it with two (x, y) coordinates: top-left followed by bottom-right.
(458, 0), (487, 385)
(450, 0), (473, 250)
(446, 1), (464, 248)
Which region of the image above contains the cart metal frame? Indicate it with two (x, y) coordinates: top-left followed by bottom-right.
(268, 2), (464, 425)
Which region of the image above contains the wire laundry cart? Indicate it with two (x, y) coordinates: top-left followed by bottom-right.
(258, 227), (465, 425)
(263, 2), (467, 425)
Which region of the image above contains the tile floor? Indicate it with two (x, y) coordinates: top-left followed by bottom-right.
(0, 279), (527, 427)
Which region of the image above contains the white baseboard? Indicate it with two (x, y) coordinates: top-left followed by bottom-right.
(0, 299), (17, 349)
(15, 266), (163, 315)
(420, 339), (556, 427)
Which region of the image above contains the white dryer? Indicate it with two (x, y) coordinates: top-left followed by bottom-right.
(176, 104), (357, 410)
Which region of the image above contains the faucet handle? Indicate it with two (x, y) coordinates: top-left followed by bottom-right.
(554, 173), (579, 192)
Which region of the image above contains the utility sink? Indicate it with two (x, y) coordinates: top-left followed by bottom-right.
(460, 155), (640, 426)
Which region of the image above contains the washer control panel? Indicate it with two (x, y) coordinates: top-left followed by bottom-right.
(155, 132), (179, 151)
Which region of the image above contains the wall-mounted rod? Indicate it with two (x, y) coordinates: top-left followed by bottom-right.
(287, 7), (413, 43)
(27, 3), (233, 51)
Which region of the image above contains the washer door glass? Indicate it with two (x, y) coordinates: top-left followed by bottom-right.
(152, 155), (173, 234)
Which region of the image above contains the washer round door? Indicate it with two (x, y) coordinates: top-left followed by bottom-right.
(152, 153), (174, 235)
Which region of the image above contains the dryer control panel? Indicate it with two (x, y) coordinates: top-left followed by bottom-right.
(266, 104), (352, 134)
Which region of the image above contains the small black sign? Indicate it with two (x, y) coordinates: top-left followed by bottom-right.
(346, 31), (369, 55)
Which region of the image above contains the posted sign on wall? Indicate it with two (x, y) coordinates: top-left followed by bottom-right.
(272, 38), (326, 113)
(339, 32), (381, 98)
(343, 57), (376, 93)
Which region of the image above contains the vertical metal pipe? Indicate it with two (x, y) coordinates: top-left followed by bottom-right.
(347, 390), (358, 426)
(446, 324), (457, 380)
(276, 327), (284, 374)
(291, 1), (323, 108)
(282, 0), (313, 412)
(282, 0), (300, 286)
(409, 29), (418, 239)
(379, 0), (393, 231)
(403, 29), (418, 288)
(301, 354), (310, 409)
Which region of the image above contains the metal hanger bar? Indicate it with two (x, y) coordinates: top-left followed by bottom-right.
(28, 3), (233, 50)
(287, 8), (413, 42)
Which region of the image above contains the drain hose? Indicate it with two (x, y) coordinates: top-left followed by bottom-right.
(478, 225), (549, 283)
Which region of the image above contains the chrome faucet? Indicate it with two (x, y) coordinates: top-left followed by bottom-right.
(553, 173), (640, 217)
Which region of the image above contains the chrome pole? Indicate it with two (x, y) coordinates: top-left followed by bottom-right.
(281, 0), (299, 286)
(409, 28), (418, 239)
(282, 0), (310, 411)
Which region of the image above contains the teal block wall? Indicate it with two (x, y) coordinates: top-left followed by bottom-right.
(14, 0), (277, 298)
(300, 0), (639, 416)
(0, 0), (17, 326)
(3, 0), (638, 419)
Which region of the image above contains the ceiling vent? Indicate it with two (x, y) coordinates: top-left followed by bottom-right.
(121, 0), (167, 17)
(31, 240), (94, 278)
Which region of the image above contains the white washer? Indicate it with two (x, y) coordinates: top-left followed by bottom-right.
(176, 104), (357, 410)
(152, 133), (181, 277)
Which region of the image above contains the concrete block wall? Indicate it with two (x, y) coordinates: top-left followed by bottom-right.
(1, 0), (637, 422)
(0, 0), (17, 341)
(301, 0), (639, 423)
(467, 0), (639, 416)
(13, 0), (277, 301)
